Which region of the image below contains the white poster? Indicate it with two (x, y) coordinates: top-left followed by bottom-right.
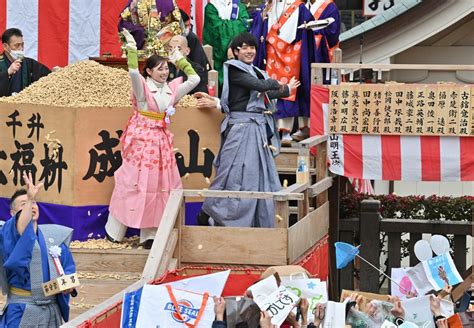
(401, 296), (435, 328)
(162, 270), (230, 296)
(259, 286), (300, 326)
(406, 263), (433, 296)
(247, 274), (279, 308)
(422, 253), (463, 291)
(391, 268), (417, 299)
(135, 285), (215, 328)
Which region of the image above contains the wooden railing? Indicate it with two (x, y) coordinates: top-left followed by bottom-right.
(336, 199), (472, 295)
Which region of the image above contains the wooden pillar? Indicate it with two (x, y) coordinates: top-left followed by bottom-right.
(328, 174), (340, 300)
(275, 200), (289, 228)
(359, 199), (381, 293)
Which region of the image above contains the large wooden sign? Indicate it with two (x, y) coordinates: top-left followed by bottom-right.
(328, 84), (474, 137)
(0, 103), (223, 206)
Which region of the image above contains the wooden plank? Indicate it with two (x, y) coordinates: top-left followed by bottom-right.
(62, 279), (145, 327)
(181, 226), (287, 266)
(203, 44), (213, 69)
(174, 206), (184, 269)
(381, 219), (472, 235)
(275, 200), (289, 228)
(183, 189), (303, 200)
(328, 175), (341, 300)
(408, 233), (422, 267)
(359, 200), (381, 293)
(298, 135), (328, 148)
(339, 218), (360, 231)
(309, 177), (333, 198)
(168, 258), (178, 271)
(288, 202), (329, 263)
(387, 232), (401, 294)
(156, 229), (179, 279)
(277, 167), (316, 175)
(141, 190), (184, 281)
(315, 142), (328, 207)
(453, 235), (467, 276)
(282, 183), (309, 194)
(311, 63), (474, 71)
(72, 249), (148, 273)
(451, 269), (473, 302)
(297, 189), (310, 220)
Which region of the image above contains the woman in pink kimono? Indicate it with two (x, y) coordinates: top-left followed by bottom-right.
(105, 29), (200, 248)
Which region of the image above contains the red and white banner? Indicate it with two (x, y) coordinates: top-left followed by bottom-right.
(0, 0), (207, 69)
(311, 85), (474, 181)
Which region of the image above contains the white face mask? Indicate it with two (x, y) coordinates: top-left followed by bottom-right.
(10, 50), (25, 60)
(183, 27), (190, 36)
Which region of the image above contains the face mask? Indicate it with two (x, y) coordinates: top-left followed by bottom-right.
(10, 50), (24, 60)
(183, 28), (190, 36)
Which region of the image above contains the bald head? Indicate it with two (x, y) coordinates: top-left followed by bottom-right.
(169, 35), (190, 57)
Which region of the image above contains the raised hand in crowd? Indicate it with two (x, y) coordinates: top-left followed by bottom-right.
(299, 298), (310, 326)
(312, 303), (326, 327)
(213, 296), (226, 321)
(438, 282), (453, 299)
(259, 311), (276, 328)
(387, 296), (405, 319)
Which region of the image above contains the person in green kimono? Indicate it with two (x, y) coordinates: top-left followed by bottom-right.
(203, 0), (249, 90)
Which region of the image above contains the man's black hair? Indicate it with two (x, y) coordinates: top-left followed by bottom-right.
(229, 32), (258, 55)
(179, 9), (190, 23)
(2, 28), (23, 44)
(10, 189), (27, 208)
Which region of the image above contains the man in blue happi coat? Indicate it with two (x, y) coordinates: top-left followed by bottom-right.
(0, 172), (76, 327)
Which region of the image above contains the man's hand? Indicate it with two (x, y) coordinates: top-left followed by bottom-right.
(7, 60), (21, 76)
(213, 296), (226, 321)
(429, 294), (442, 317)
(17, 172), (43, 235)
(300, 298), (309, 325)
(24, 171), (43, 201)
(194, 92), (218, 109)
(287, 76), (301, 91)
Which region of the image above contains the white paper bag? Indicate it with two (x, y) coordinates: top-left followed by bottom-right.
(280, 277), (328, 321)
(135, 285), (215, 328)
(322, 301), (346, 328)
(401, 296), (435, 328)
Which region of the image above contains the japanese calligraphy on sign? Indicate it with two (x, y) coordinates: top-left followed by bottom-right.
(364, 0), (397, 16)
(328, 84), (473, 137)
(0, 103), (223, 206)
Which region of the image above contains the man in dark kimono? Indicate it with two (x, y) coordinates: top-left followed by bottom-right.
(197, 32), (300, 228)
(179, 9), (211, 71)
(0, 28), (50, 97)
(0, 173), (76, 327)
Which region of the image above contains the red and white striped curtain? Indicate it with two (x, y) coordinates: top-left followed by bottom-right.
(311, 85), (474, 182)
(0, 0), (207, 69)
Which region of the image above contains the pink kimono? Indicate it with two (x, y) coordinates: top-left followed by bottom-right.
(108, 77), (183, 229)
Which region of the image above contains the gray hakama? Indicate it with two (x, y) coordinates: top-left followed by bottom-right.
(202, 59), (288, 228)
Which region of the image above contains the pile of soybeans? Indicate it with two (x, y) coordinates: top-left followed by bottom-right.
(0, 61), (132, 107)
